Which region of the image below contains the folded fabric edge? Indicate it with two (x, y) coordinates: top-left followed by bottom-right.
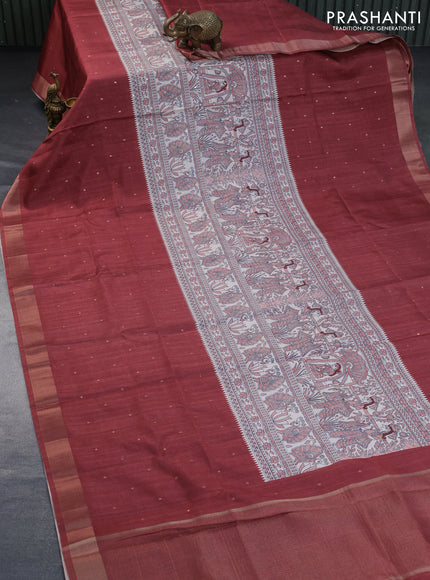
(177, 31), (392, 61)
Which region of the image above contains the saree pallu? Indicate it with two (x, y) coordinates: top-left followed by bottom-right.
(2, 0), (430, 578)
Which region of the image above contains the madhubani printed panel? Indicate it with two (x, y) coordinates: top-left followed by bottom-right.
(96, 0), (430, 480)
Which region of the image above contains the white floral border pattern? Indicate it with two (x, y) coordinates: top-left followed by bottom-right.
(96, 0), (430, 480)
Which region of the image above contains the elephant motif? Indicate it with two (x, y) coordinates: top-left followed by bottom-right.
(163, 9), (223, 51)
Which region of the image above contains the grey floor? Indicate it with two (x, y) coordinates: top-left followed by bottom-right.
(0, 48), (65, 580)
(0, 46), (429, 580)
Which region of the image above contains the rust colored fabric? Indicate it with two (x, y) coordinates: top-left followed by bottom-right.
(1, 0), (430, 578)
(159, 0), (388, 58)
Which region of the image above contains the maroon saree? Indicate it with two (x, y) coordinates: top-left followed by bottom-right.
(2, 0), (430, 578)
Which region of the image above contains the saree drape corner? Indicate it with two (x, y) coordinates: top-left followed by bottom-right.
(2, 0), (430, 578)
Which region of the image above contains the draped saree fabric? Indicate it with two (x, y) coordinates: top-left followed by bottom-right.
(2, 0), (430, 578)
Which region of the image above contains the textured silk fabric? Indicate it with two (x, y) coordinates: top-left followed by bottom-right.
(107, 0), (430, 480)
(1, 0), (430, 578)
(159, 0), (388, 58)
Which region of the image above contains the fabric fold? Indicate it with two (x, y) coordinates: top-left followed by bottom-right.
(2, 0), (430, 578)
(159, 0), (393, 59)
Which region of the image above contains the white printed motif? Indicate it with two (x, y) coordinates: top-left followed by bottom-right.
(96, 0), (430, 480)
